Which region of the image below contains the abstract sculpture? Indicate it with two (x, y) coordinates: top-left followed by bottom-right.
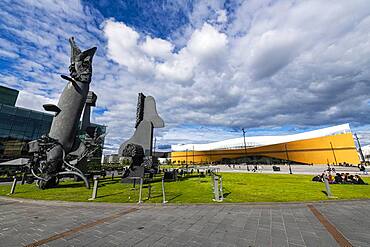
(119, 93), (164, 156)
(119, 93), (164, 181)
(27, 37), (104, 189)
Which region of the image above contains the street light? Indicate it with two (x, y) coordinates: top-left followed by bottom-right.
(185, 149), (188, 167)
(285, 144), (292, 174)
(354, 133), (365, 163)
(192, 145), (195, 165)
(242, 128), (250, 171)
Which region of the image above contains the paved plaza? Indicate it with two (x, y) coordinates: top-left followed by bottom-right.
(0, 197), (369, 247)
(211, 164), (368, 176)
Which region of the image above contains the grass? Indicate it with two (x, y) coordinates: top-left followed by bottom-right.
(0, 173), (369, 203)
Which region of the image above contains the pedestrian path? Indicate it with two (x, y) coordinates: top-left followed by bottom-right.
(0, 197), (368, 246)
(212, 164), (367, 176)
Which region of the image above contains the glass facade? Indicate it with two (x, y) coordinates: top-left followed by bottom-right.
(0, 86), (106, 162)
(0, 86), (19, 106)
(0, 103), (53, 161)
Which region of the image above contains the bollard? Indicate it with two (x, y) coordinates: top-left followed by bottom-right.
(148, 183), (152, 200)
(21, 173), (26, 185)
(211, 173), (215, 190)
(138, 177), (143, 204)
(213, 176), (220, 201)
(219, 176), (224, 201)
(162, 176), (168, 204)
(8, 176), (17, 195)
(323, 176), (336, 199)
(132, 178), (136, 190)
(88, 177), (99, 200)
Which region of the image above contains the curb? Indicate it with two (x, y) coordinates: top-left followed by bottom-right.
(1, 195), (369, 208)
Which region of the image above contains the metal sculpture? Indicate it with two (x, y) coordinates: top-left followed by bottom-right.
(27, 37), (104, 189)
(119, 93), (164, 182)
(119, 93), (164, 156)
(121, 143), (145, 179)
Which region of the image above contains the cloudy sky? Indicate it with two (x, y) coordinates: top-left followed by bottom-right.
(0, 0), (370, 153)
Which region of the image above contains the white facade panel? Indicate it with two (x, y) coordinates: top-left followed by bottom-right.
(172, 124), (351, 152)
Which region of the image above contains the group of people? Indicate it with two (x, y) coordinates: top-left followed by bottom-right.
(312, 171), (367, 185)
(225, 164), (264, 172)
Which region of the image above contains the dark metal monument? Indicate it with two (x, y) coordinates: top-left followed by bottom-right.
(26, 37), (104, 189)
(119, 93), (164, 182)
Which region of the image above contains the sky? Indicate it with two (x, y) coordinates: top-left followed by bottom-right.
(0, 0), (370, 153)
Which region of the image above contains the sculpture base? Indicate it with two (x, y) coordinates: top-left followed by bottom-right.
(121, 166), (144, 183)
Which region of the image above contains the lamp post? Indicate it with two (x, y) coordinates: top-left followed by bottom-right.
(193, 145), (195, 165)
(330, 142), (338, 165)
(354, 133), (365, 163)
(185, 149), (188, 166)
(242, 128), (250, 171)
(153, 137), (157, 157)
(285, 144), (292, 174)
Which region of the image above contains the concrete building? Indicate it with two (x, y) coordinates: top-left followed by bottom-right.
(171, 124), (360, 165)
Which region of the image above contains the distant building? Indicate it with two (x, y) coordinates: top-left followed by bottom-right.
(101, 154), (131, 164)
(158, 158), (170, 164)
(101, 154), (109, 164)
(107, 154), (119, 164)
(363, 145), (370, 162)
(0, 85), (105, 162)
(0, 86), (18, 106)
(171, 124), (360, 165)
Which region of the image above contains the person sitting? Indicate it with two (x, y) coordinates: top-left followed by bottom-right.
(319, 173), (325, 182)
(353, 175), (367, 185)
(334, 173), (342, 184)
(312, 175), (321, 182)
(328, 174), (335, 184)
(342, 173), (350, 184)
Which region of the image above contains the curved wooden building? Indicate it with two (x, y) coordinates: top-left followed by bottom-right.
(171, 124), (360, 165)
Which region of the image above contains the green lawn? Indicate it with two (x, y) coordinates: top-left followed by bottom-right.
(0, 173), (369, 203)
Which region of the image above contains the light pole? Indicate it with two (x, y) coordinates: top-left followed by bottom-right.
(242, 128), (250, 171)
(185, 149), (188, 166)
(354, 133), (365, 163)
(192, 145), (195, 165)
(330, 142), (338, 165)
(153, 137), (157, 157)
(285, 144), (292, 174)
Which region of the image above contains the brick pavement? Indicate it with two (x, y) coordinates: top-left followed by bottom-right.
(0, 198), (369, 247)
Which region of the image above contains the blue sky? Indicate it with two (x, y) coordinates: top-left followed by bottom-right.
(0, 0), (370, 153)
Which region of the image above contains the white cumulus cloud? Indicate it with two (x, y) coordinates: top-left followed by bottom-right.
(1, 0), (370, 152)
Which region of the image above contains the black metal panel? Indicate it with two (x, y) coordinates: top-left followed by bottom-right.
(135, 93), (146, 128)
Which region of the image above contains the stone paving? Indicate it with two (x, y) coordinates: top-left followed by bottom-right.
(0, 197), (369, 247)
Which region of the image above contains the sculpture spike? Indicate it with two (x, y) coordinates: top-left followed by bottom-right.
(69, 36), (81, 63)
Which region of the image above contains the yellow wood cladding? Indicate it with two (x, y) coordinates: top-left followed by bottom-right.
(170, 133), (360, 165)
